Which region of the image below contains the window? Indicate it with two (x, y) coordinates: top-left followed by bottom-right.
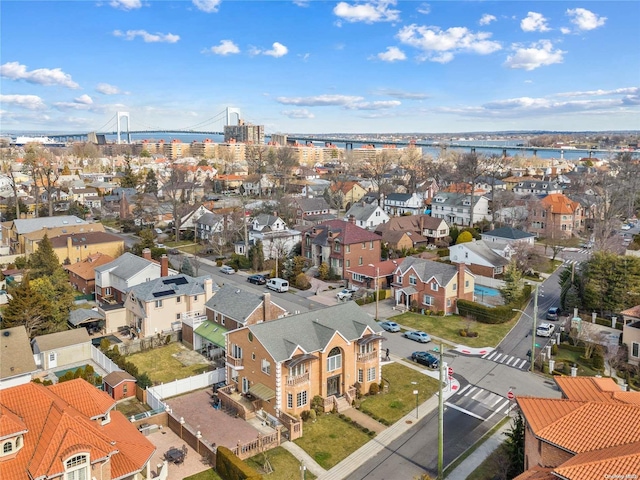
(346, 260), (350, 268)
(176, 296), (181, 304)
(465, 280), (469, 287)
(232, 344), (242, 359)
(49, 352), (56, 362)
(359, 256), (363, 266)
(327, 347), (342, 372)
(465, 252), (469, 259)
(334, 242), (341, 252)
(261, 359), (271, 375)
(352, 273), (366, 282)
(447, 299), (452, 307)
(397, 275), (403, 283)
(105, 287), (112, 295)
(359, 343), (373, 354)
(370, 241), (374, 249)
(194, 295), (198, 301)
(362, 242), (366, 249)
(358, 369), (364, 383)
(65, 454), (88, 480)
(367, 367), (376, 382)
(431, 282), (439, 291)
(297, 390), (308, 407)
(176, 314), (181, 320)
(423, 295), (434, 306)
(287, 393), (293, 409)
(251, 352), (256, 360)
(289, 363), (306, 377)
(123, 383), (128, 394)
(155, 300), (163, 308)
(633, 343), (639, 358)
(346, 245), (351, 253)
(3, 442), (12, 454)
(453, 283), (457, 291)
(409, 276), (417, 285)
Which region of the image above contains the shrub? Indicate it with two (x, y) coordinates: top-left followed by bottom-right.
(592, 350), (605, 370)
(551, 343), (559, 356)
(459, 329), (467, 337)
(369, 382), (380, 395)
(216, 446), (263, 480)
(295, 272), (311, 290)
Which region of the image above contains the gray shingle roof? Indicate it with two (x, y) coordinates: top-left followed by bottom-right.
(344, 202), (379, 221)
(205, 284), (268, 324)
(129, 274), (211, 302)
(13, 215), (88, 234)
(197, 212), (224, 227)
(33, 328), (91, 351)
(294, 196), (330, 212)
(453, 240), (509, 267)
(397, 256), (459, 285)
(94, 252), (156, 280)
(432, 192), (487, 207)
(244, 302), (382, 362)
(69, 308), (105, 327)
(254, 214), (279, 227)
(483, 227), (535, 240)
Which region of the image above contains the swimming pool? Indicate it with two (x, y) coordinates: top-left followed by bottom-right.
(474, 285), (501, 297)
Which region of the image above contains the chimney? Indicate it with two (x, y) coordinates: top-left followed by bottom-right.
(457, 262), (466, 296)
(160, 254), (168, 277)
(204, 277), (213, 303)
(263, 292), (272, 321)
(142, 248), (152, 261)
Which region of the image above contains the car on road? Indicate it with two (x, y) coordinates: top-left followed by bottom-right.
(536, 323), (556, 337)
(621, 224), (631, 230)
(563, 247), (580, 252)
(403, 331), (431, 343)
(378, 321), (401, 332)
(219, 265), (236, 275)
(411, 351), (439, 369)
(336, 288), (356, 300)
(546, 307), (560, 321)
(168, 248), (180, 255)
(247, 274), (267, 285)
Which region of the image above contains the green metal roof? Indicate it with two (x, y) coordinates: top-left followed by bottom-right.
(194, 321), (228, 348)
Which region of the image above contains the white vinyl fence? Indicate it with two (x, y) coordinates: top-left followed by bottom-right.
(91, 346), (123, 374)
(146, 368), (225, 411)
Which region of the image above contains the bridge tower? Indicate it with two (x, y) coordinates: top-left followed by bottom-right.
(225, 107), (241, 126)
(116, 111), (131, 144)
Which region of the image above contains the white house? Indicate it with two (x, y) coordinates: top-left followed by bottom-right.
(431, 193), (491, 226)
(343, 202), (390, 230)
(252, 214), (287, 232)
(384, 192), (424, 216)
(481, 227), (535, 246)
(181, 204), (214, 231)
(251, 228), (302, 260)
(448, 240), (509, 278)
(31, 329), (92, 371)
(513, 180), (563, 196)
(196, 212), (225, 242)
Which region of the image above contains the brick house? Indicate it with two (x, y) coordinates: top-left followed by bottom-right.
(528, 193), (585, 239)
(375, 214), (450, 246)
(64, 252), (114, 294)
(329, 181), (367, 210)
(103, 370), (137, 401)
(303, 219), (382, 279)
(0, 379), (156, 479)
(289, 196), (336, 225)
(224, 302), (383, 419)
(392, 256), (474, 314)
(514, 376), (640, 480)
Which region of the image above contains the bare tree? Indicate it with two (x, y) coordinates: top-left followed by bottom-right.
(1, 148), (21, 219)
(36, 154), (60, 217)
(245, 144), (269, 175)
(454, 152), (504, 226)
(357, 149), (395, 205)
(162, 163), (194, 242)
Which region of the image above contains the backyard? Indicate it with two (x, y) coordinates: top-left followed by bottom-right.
(391, 312), (517, 348)
(358, 363), (439, 424)
(246, 446), (317, 480)
(126, 343), (212, 384)
(294, 414), (371, 469)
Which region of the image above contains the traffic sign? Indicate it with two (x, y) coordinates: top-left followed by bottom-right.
(535, 343), (541, 348)
(507, 390), (515, 400)
(447, 367), (454, 377)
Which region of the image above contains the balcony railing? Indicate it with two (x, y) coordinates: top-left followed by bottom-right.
(286, 372), (310, 386)
(357, 350), (378, 363)
(226, 355), (243, 368)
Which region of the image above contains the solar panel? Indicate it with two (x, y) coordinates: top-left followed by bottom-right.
(163, 277), (188, 286)
(152, 290), (174, 298)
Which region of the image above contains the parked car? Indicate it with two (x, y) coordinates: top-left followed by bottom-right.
(536, 323), (556, 337)
(266, 278), (289, 292)
(247, 274), (267, 285)
(411, 351), (439, 369)
(219, 265), (235, 275)
(546, 307), (560, 321)
(336, 288), (356, 300)
(378, 321), (400, 332)
(168, 248), (180, 255)
(403, 331), (431, 343)
(621, 224), (631, 230)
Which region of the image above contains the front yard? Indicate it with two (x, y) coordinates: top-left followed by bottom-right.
(294, 414), (371, 469)
(358, 363), (439, 424)
(126, 343), (212, 384)
(246, 447), (317, 480)
(391, 312), (517, 348)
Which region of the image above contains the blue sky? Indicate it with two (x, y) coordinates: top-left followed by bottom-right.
(1, 1), (638, 134)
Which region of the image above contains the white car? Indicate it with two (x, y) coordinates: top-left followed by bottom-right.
(336, 288), (356, 300)
(536, 323), (556, 337)
(219, 265), (235, 275)
(621, 224), (631, 231)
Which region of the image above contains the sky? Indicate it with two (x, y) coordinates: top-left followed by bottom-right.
(1, 0), (638, 135)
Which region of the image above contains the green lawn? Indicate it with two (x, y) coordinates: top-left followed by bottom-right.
(126, 343), (212, 384)
(294, 414), (371, 469)
(183, 469), (223, 480)
(390, 312), (517, 348)
(245, 447), (317, 480)
(553, 345), (601, 376)
(358, 363), (439, 424)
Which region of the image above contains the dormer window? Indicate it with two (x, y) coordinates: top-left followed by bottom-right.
(3, 442), (13, 454)
(65, 454), (89, 480)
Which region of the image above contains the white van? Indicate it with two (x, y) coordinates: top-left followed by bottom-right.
(267, 278), (289, 293)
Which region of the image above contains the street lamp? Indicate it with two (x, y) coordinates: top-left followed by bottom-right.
(411, 381), (419, 418)
(368, 264), (380, 321)
(300, 461), (306, 480)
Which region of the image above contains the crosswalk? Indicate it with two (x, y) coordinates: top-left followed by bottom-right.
(481, 350), (529, 370)
(563, 258), (583, 265)
(447, 384), (512, 420)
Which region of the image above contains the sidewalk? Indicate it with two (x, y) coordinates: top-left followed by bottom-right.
(280, 441), (326, 477)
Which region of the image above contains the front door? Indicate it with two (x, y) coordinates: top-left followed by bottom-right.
(327, 375), (340, 397)
(242, 377), (250, 393)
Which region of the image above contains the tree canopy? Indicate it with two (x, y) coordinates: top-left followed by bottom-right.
(456, 231), (473, 244)
(29, 234), (60, 277)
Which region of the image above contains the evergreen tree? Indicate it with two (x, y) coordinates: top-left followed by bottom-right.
(144, 169), (158, 195)
(131, 229), (156, 256)
(29, 234), (60, 277)
(248, 240), (265, 271)
(181, 256), (194, 276)
(30, 270), (75, 329)
(1, 276), (54, 338)
(120, 156), (139, 189)
(503, 411), (525, 478)
(500, 260), (524, 305)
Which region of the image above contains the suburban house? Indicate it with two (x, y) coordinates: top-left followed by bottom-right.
(1, 215), (90, 254)
(481, 226), (535, 246)
(514, 376), (640, 480)
(430, 193), (491, 226)
(31, 329), (92, 371)
(223, 302), (384, 419)
(375, 214), (450, 246)
(0, 326), (38, 390)
(252, 214), (288, 233)
(242, 174), (275, 196)
(302, 219), (382, 279)
(343, 202), (390, 231)
(512, 179), (563, 196)
(0, 379), (156, 480)
(65, 252), (114, 294)
(21, 223), (107, 257)
(346, 258), (405, 291)
(196, 212), (225, 243)
(383, 192), (424, 216)
(103, 370), (137, 401)
(289, 196), (336, 225)
(181, 204), (214, 233)
(391, 256), (474, 314)
(528, 193), (585, 238)
(621, 305), (640, 365)
(473, 176), (506, 193)
(329, 181), (367, 210)
(448, 240), (509, 278)
(49, 231), (124, 265)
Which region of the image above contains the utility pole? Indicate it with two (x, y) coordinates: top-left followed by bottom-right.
(243, 202), (249, 258)
(437, 341), (444, 479)
(531, 283), (539, 373)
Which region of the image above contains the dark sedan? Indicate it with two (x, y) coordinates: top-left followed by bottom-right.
(411, 351), (439, 369)
(247, 274), (267, 285)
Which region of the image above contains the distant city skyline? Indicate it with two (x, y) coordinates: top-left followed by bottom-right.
(1, 1), (638, 135)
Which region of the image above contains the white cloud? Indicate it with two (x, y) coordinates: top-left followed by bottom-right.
(345, 100), (401, 110)
(555, 87), (639, 98)
(96, 83), (125, 95)
(520, 12), (550, 32)
(374, 89), (429, 100)
(376, 46), (406, 62)
(74, 94), (93, 105)
(0, 61), (80, 89)
(276, 94), (364, 106)
(293, 0), (310, 6)
(567, 8), (606, 31)
(113, 30), (180, 43)
(333, 0), (400, 24)
(560, 27), (571, 35)
(479, 14), (496, 26)
(0, 94), (46, 110)
(397, 25), (501, 62)
(417, 3), (430, 15)
(264, 42), (288, 58)
(192, 0), (222, 13)
(109, 0), (142, 10)
(281, 109), (315, 119)
(504, 40), (565, 70)
(208, 40), (240, 55)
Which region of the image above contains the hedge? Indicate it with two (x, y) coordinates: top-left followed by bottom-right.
(457, 284), (532, 325)
(215, 446), (263, 480)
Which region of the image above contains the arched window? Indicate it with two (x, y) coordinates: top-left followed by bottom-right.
(65, 454), (88, 480)
(327, 347), (342, 372)
(3, 441), (13, 454)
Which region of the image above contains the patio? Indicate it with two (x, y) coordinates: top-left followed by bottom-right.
(146, 426), (211, 479)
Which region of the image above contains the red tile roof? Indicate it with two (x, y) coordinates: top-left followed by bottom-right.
(540, 193), (580, 214)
